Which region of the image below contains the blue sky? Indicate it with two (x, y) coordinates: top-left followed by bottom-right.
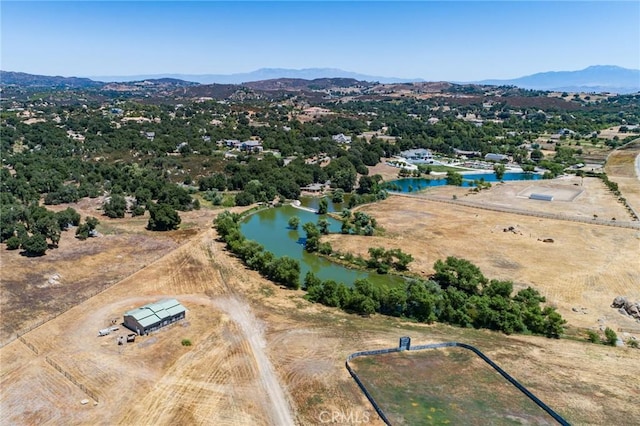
(1, 1), (639, 81)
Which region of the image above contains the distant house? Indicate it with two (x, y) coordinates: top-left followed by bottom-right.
(240, 140), (263, 153)
(332, 133), (352, 144)
(123, 299), (186, 336)
(300, 183), (327, 193)
(221, 139), (241, 147)
(454, 148), (482, 158)
(484, 153), (509, 162)
(144, 131), (155, 141)
(400, 148), (433, 163)
(202, 135), (211, 143)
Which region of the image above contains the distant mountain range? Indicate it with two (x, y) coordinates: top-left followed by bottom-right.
(476, 65), (640, 94)
(2, 65), (638, 94)
(0, 71), (103, 88)
(88, 68), (422, 85)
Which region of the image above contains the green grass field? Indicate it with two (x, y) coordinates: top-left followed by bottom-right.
(351, 347), (557, 425)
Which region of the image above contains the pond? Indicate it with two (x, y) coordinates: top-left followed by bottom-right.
(240, 198), (406, 288)
(385, 172), (541, 192)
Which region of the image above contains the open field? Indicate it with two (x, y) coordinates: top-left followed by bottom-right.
(327, 184), (639, 332)
(2, 151), (640, 425)
(351, 347), (558, 425)
(605, 139), (640, 217)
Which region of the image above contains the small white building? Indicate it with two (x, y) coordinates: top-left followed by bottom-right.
(400, 148), (433, 163)
(332, 133), (352, 144)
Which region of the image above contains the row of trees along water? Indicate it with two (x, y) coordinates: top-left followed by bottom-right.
(214, 210), (566, 338)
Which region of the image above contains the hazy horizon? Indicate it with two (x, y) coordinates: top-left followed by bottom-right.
(2, 1), (639, 82)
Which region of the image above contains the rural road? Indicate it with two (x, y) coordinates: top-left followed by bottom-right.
(214, 295), (295, 426)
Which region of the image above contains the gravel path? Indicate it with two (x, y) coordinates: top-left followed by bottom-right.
(214, 296), (295, 426)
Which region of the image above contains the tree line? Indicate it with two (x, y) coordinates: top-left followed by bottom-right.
(213, 210), (566, 338)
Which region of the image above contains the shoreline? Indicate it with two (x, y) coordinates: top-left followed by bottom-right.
(290, 199), (317, 213)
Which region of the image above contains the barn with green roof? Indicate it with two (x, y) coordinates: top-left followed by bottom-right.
(123, 299), (186, 335)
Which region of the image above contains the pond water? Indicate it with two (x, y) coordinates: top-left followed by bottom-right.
(386, 172), (541, 192)
(240, 198), (405, 288)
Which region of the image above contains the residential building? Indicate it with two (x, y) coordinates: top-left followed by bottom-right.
(332, 133), (352, 144)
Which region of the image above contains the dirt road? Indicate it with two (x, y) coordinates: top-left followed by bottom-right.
(214, 296), (295, 426)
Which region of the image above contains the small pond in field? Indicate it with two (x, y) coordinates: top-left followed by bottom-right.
(240, 197), (406, 288)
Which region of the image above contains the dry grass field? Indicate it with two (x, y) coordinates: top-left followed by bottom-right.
(1, 147), (639, 425)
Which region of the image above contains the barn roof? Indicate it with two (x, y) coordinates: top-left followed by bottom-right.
(125, 299), (186, 327)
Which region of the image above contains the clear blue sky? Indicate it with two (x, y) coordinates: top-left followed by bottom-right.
(1, 1), (639, 81)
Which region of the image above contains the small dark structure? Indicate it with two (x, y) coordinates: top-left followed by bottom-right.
(399, 336), (411, 351)
(126, 333), (136, 343)
(123, 299), (186, 336)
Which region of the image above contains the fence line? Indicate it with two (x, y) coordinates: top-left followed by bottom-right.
(2, 284), (109, 348)
(2, 230), (203, 349)
(17, 335), (39, 355)
(391, 192), (640, 230)
(45, 356), (99, 403)
(346, 339), (569, 426)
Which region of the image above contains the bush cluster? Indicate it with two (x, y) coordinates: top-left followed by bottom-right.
(304, 256), (567, 338)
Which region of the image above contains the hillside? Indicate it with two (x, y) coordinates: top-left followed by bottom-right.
(479, 65), (640, 94)
(0, 71), (102, 88)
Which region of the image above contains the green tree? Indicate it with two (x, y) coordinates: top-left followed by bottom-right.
(586, 330), (599, 343)
(6, 236), (22, 250)
(35, 215), (61, 247)
(530, 149), (543, 162)
(55, 207), (81, 230)
(234, 191), (255, 206)
(317, 218), (330, 235)
(22, 234), (48, 256)
(604, 327), (618, 346)
(103, 194), (127, 218)
(445, 171), (463, 186)
(317, 197), (328, 215)
(288, 216), (300, 230)
(147, 203), (181, 231)
(542, 307), (566, 339)
(303, 271), (322, 291)
(267, 256), (300, 289)
(493, 164), (506, 180)
(433, 257), (487, 295)
(331, 189), (344, 203)
(303, 222), (320, 252)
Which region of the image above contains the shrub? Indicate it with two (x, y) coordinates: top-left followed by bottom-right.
(6, 236), (21, 250)
(586, 330), (599, 343)
(604, 327), (618, 346)
(181, 339), (192, 347)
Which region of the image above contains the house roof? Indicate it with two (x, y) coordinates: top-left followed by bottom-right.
(125, 299), (186, 327)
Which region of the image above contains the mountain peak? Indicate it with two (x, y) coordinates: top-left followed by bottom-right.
(479, 65), (640, 94)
